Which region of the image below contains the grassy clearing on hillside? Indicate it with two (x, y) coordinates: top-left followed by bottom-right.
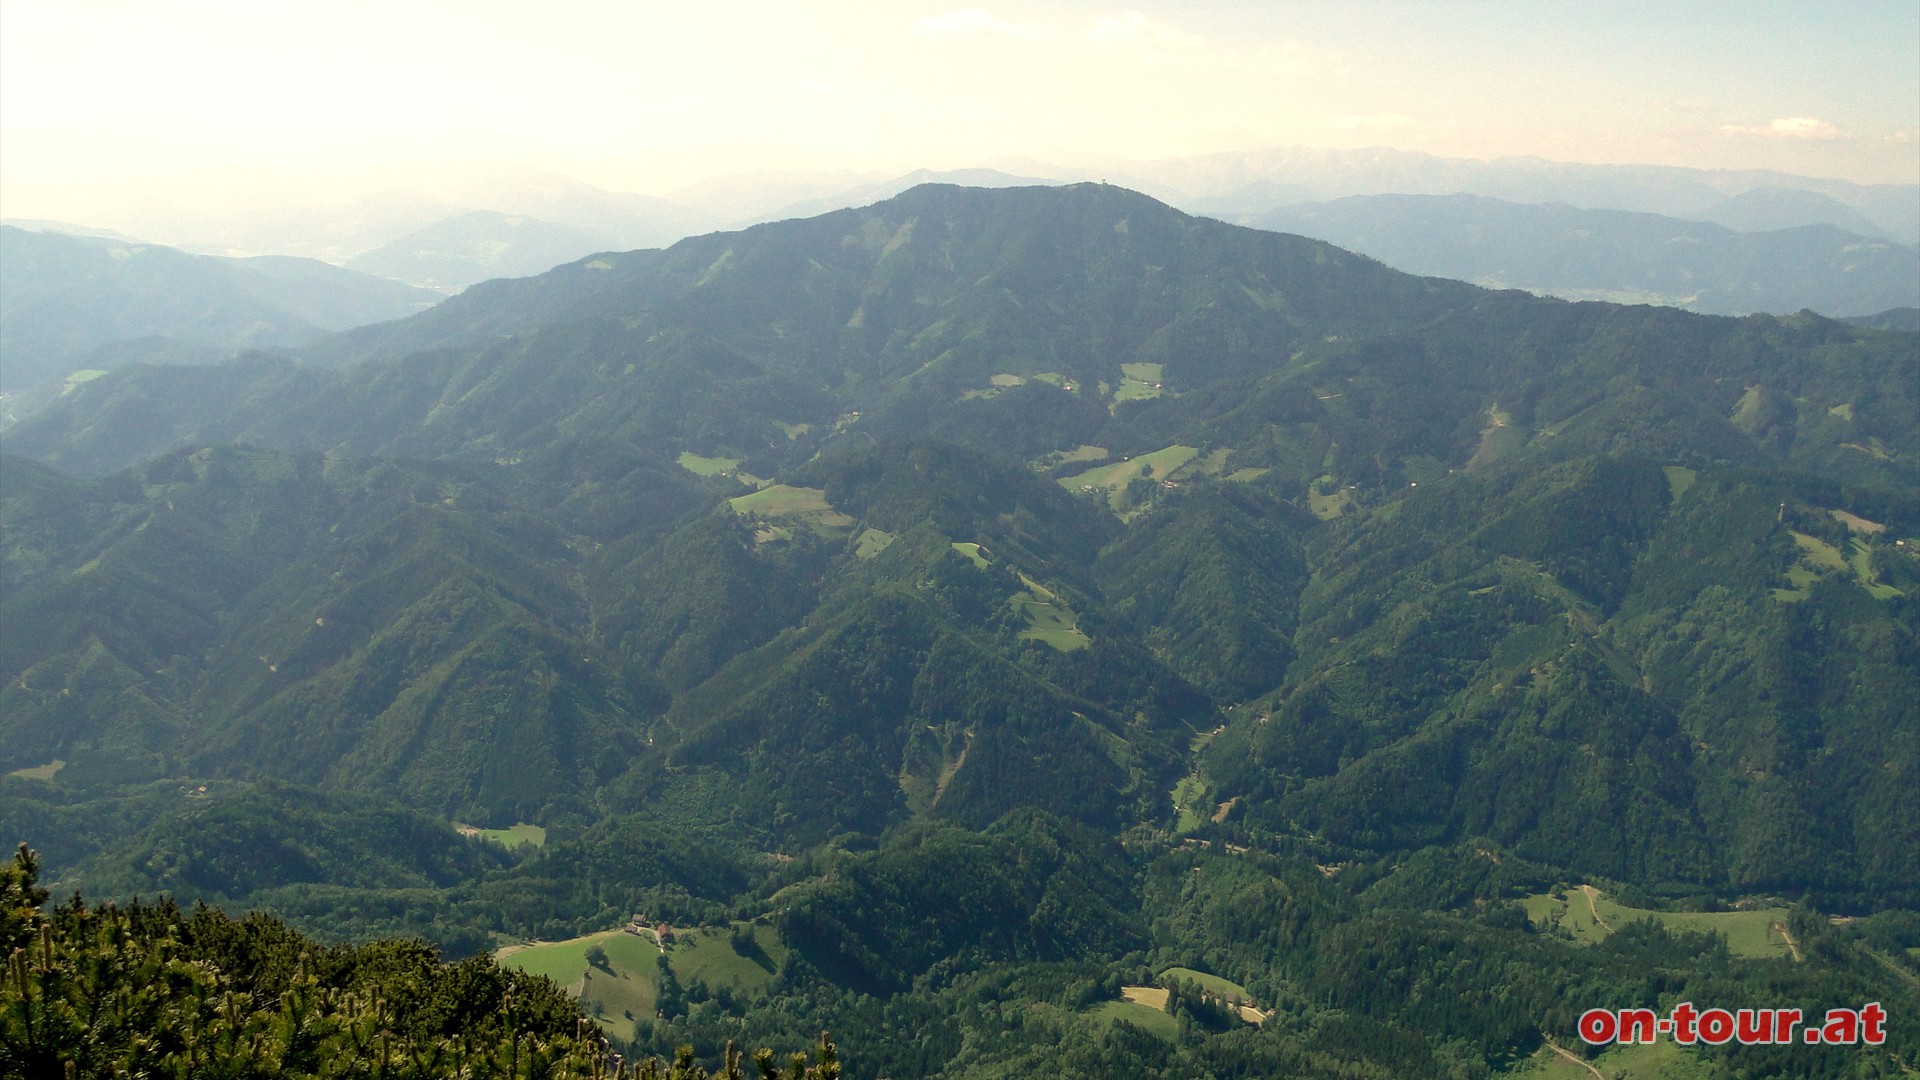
(456, 822), (546, 848)
(854, 528), (896, 559)
(1171, 776), (1209, 833)
(1522, 888), (1790, 959)
(61, 370), (107, 395)
(951, 541), (992, 569)
(1848, 538), (1903, 598)
(1113, 362), (1165, 406)
(1159, 967), (1250, 1001)
(1775, 530), (1903, 601)
(1309, 479), (1357, 520)
(497, 929), (630, 983)
(1041, 445), (1109, 470)
(727, 485), (855, 528)
(1792, 532), (1850, 571)
(670, 924), (786, 993)
(6, 759), (65, 781)
(1088, 997), (1179, 1040)
(1011, 573), (1090, 651)
(1468, 404), (1527, 469)
(1090, 971), (1263, 1037)
(1829, 509), (1885, 534)
(1662, 465), (1697, 504)
(676, 452), (741, 477)
(1060, 445), (1199, 511)
(500, 922), (786, 1036)
(1159, 967), (1264, 1022)
(1510, 1039), (1713, 1079)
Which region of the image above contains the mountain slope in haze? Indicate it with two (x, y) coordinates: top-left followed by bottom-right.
(1253, 193), (1919, 316)
(6, 181), (1919, 1075)
(94, 169), (714, 265)
(344, 209), (620, 291)
(1116, 145), (1920, 243)
(1, 177), (1915, 1009)
(0, 225), (440, 394)
(746, 168), (1064, 227)
(8, 183), (1483, 476)
(1699, 185), (1895, 239)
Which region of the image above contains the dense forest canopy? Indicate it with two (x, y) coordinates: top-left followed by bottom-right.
(3, 183), (1916, 1077)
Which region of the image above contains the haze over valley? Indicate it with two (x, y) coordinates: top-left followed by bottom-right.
(2, 3), (1916, 1077)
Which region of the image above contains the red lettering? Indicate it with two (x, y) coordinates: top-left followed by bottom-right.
(1618, 1008), (1657, 1045)
(1578, 1008), (1617, 1045)
(1820, 1008), (1860, 1045)
(1670, 1001), (1698, 1045)
(1774, 1008), (1802, 1044)
(1698, 1008), (1735, 1045)
(1861, 1002), (1886, 1045)
(1736, 1008), (1771, 1044)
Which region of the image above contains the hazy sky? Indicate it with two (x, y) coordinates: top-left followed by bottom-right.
(3, 0), (1916, 223)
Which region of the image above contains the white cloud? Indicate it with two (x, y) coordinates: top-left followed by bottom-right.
(1720, 116), (1843, 139)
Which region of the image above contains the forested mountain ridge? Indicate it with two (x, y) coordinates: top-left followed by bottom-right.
(0, 224), (441, 397)
(4, 183), (1917, 1077)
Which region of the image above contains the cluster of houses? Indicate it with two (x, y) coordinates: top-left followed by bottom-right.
(624, 913), (674, 946)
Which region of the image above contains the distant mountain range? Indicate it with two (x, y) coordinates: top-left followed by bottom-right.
(1248, 193), (1919, 316)
(1100, 146), (1920, 245)
(343, 210), (621, 292)
(5, 182), (1917, 1076)
(0, 225), (441, 397)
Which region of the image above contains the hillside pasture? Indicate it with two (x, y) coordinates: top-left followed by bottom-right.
(499, 921), (786, 1034)
(1059, 444), (1200, 511)
(1113, 362), (1165, 405)
(727, 485), (856, 529)
(676, 452), (740, 477)
(854, 528), (896, 559)
(1510, 1039), (1711, 1079)
(1662, 465), (1697, 503)
(1775, 530), (1903, 601)
(1088, 996), (1178, 1041)
(6, 759), (65, 781)
(455, 822), (546, 849)
(1522, 888), (1790, 958)
(1160, 967), (1265, 1021)
(669, 924), (787, 995)
(1011, 573), (1090, 651)
(951, 541), (992, 569)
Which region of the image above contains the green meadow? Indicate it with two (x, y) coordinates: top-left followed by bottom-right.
(1113, 362), (1164, 404)
(1085, 997), (1179, 1041)
(499, 922), (788, 1035)
(1011, 574), (1090, 651)
(727, 485), (856, 528)
(854, 527), (896, 558)
(1522, 887), (1790, 959)
(1508, 1039), (1714, 1079)
(1775, 530), (1903, 601)
(950, 541), (992, 569)
(456, 822), (546, 849)
(6, 759), (66, 781)
(1060, 445), (1200, 511)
